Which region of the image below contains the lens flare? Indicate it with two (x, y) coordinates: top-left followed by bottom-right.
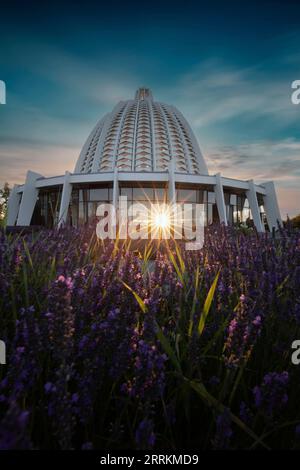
(150, 204), (171, 238)
(153, 211), (170, 229)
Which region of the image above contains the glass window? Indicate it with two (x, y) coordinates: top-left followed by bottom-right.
(230, 194), (237, 205)
(89, 188), (109, 201)
(88, 202), (98, 218)
(133, 187), (154, 201)
(71, 204), (78, 227)
(207, 204), (213, 225)
(153, 188), (166, 202)
(243, 198), (250, 208)
(140, 201), (151, 214)
(227, 205), (233, 225)
(224, 193), (230, 205)
(233, 210), (239, 224)
(79, 190), (85, 202)
(71, 189), (79, 202)
(208, 192), (216, 204)
(197, 190), (205, 204)
(177, 189), (197, 203)
(121, 187), (133, 200)
(78, 202), (85, 224)
(257, 194), (264, 206)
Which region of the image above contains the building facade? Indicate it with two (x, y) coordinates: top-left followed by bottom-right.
(7, 88), (282, 233)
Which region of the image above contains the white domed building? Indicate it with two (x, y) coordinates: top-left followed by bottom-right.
(7, 88), (282, 233)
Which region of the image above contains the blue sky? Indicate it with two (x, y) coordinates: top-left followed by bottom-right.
(0, 0), (300, 216)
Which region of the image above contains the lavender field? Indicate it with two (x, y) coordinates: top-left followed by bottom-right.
(0, 225), (299, 450)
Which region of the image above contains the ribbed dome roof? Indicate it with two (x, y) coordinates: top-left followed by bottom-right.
(75, 88), (208, 175)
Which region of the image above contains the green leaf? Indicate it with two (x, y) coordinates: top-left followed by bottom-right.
(175, 243), (185, 276)
(188, 379), (269, 449)
(188, 266), (200, 337)
(155, 322), (182, 374)
(143, 242), (153, 263)
(22, 239), (34, 271)
(168, 249), (184, 285)
(198, 270), (220, 336)
(121, 281), (147, 313)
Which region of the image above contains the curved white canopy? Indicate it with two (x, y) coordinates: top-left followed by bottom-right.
(75, 88), (208, 176)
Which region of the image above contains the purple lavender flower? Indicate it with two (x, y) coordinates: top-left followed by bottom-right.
(135, 418), (156, 449)
(122, 336), (167, 400)
(44, 274), (74, 359)
(223, 296), (263, 368)
(82, 441), (93, 450)
(212, 408), (233, 449)
(0, 224), (299, 450)
(295, 424), (300, 439)
(253, 371), (289, 419)
(209, 376), (220, 387)
(239, 401), (253, 426)
(0, 402), (32, 449)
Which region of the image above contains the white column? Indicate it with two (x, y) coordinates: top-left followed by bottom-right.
(263, 181), (282, 230)
(168, 159), (176, 203)
(58, 171), (72, 227)
(7, 185), (21, 226)
(246, 180), (264, 232)
(112, 167), (119, 208)
(17, 171), (42, 226)
(214, 173), (227, 225)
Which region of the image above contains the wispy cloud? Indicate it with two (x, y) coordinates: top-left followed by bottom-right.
(1, 41), (141, 107)
(167, 58), (299, 130)
(162, 59), (300, 216)
(205, 139), (300, 182)
(1, 46), (299, 217)
(203, 138), (300, 217)
(0, 141), (79, 187)
(1, 98), (90, 147)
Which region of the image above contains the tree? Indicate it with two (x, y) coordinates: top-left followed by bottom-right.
(0, 182), (10, 222)
(290, 214), (300, 229)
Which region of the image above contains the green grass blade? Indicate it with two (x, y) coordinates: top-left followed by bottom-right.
(168, 249), (184, 285)
(175, 243), (185, 276)
(198, 270), (220, 336)
(121, 281), (147, 313)
(188, 265), (200, 337)
(188, 379), (269, 449)
(22, 239), (34, 271)
(155, 322), (182, 374)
